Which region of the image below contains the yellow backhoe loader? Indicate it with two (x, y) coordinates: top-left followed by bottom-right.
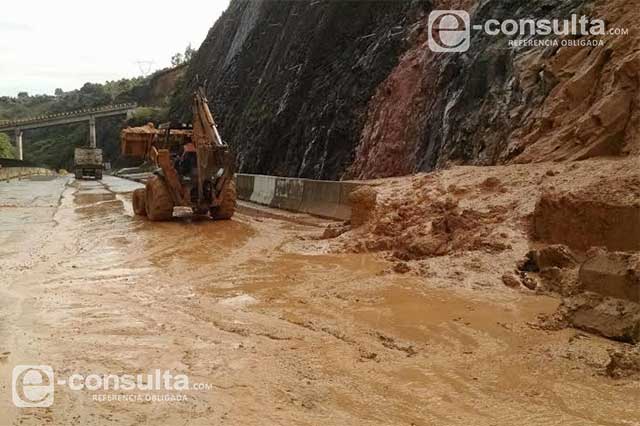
(121, 88), (236, 221)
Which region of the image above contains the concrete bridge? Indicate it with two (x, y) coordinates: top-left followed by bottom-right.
(0, 103), (137, 160)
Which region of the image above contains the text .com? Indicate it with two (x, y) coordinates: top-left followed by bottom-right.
(428, 10), (629, 52)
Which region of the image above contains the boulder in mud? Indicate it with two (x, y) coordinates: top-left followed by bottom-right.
(562, 293), (640, 343)
(533, 191), (640, 252)
(392, 262), (411, 274)
(520, 273), (539, 290)
(534, 245), (578, 270)
(520, 245), (577, 272)
(518, 245), (580, 295)
(540, 267), (581, 296)
(606, 347), (640, 379)
(580, 251), (640, 303)
(321, 224), (349, 239)
(502, 273), (521, 288)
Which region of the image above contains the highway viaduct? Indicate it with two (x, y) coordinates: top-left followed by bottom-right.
(0, 103), (137, 160)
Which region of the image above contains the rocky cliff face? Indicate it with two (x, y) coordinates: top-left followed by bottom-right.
(173, 0), (638, 180)
(172, 0), (427, 179)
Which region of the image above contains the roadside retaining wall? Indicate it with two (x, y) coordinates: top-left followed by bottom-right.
(0, 167), (55, 181)
(235, 174), (368, 221)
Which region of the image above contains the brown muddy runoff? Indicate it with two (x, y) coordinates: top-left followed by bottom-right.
(0, 175), (637, 425)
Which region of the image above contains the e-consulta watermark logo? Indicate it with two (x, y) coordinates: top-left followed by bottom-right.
(428, 10), (629, 52)
(12, 365), (213, 408)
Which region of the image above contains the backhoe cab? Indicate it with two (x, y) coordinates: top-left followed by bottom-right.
(122, 88), (236, 221)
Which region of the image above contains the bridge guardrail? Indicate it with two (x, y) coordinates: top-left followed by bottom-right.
(0, 103), (137, 129)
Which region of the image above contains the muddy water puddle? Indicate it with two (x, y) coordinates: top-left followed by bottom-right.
(352, 284), (559, 342)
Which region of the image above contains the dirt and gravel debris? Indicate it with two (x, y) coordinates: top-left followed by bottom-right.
(606, 346), (640, 379)
(348, 186), (378, 227)
(342, 181), (511, 261)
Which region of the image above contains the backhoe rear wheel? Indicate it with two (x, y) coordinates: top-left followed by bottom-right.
(211, 180), (236, 220)
(132, 188), (147, 216)
(145, 176), (174, 221)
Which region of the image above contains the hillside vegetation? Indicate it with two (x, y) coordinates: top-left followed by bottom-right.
(0, 133), (15, 158)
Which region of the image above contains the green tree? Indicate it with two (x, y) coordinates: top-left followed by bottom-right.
(171, 52), (184, 67)
(184, 44), (196, 62)
(171, 44), (196, 67)
(0, 133), (15, 158)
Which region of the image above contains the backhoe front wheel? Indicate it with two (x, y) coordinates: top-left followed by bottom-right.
(132, 188), (147, 216)
(145, 176), (174, 221)
(211, 180), (237, 220)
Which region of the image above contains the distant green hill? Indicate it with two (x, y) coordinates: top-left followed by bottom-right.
(0, 67), (185, 170)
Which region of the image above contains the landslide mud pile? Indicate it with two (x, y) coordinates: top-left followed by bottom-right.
(328, 158), (640, 343)
(173, 0), (637, 179)
(340, 158), (639, 264)
(343, 176), (511, 260)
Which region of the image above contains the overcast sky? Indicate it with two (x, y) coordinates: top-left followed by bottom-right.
(0, 0), (228, 97)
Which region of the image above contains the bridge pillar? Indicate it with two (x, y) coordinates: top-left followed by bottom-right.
(89, 115), (97, 148)
(15, 129), (23, 160)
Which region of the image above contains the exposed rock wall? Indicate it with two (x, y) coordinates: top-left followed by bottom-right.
(172, 0), (424, 179)
(173, 0), (638, 179)
(509, 0), (640, 163)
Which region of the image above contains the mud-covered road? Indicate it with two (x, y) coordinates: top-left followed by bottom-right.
(0, 175), (638, 425)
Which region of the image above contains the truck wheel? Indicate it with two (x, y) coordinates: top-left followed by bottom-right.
(75, 170), (82, 180)
(211, 180), (236, 220)
(145, 176), (174, 221)
(132, 189), (147, 216)
(95, 170), (103, 180)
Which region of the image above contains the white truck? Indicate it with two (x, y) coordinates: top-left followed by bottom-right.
(74, 147), (103, 180)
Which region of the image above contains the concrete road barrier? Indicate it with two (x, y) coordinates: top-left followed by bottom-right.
(235, 174), (255, 200)
(300, 180), (347, 219)
(250, 175), (277, 205)
(235, 174), (368, 221)
(0, 167), (55, 181)
(273, 178), (304, 212)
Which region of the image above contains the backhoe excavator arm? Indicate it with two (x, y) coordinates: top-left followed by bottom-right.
(191, 87), (235, 206)
(192, 87), (224, 148)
